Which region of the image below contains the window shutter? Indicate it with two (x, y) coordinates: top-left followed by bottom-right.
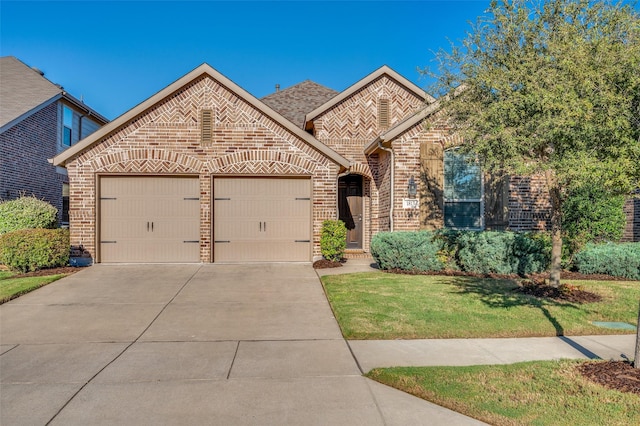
(484, 172), (510, 230)
(378, 99), (390, 128)
(419, 142), (444, 230)
(201, 109), (213, 144)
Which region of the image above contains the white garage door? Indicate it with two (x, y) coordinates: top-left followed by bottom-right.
(213, 177), (311, 262)
(99, 176), (200, 263)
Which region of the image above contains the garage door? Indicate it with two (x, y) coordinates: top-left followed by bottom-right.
(99, 176), (200, 263)
(213, 177), (311, 262)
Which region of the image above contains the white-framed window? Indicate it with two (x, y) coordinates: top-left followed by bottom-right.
(444, 149), (484, 229)
(63, 106), (73, 146)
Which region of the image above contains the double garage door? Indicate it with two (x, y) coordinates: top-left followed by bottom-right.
(99, 176), (311, 263)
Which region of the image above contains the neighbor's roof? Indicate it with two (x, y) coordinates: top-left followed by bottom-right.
(51, 63), (350, 169)
(0, 56), (63, 129)
(0, 56), (108, 131)
(304, 65), (435, 129)
(261, 80), (338, 128)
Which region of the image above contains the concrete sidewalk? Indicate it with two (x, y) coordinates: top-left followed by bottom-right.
(349, 334), (636, 372)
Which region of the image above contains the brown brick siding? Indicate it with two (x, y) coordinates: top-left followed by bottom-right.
(65, 76), (339, 262)
(312, 75), (424, 249)
(0, 102), (66, 220)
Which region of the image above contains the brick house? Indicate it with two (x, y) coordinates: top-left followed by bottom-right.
(0, 56), (108, 224)
(51, 63), (638, 264)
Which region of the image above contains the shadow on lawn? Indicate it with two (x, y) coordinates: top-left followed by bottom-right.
(450, 277), (602, 359)
(450, 277), (576, 337)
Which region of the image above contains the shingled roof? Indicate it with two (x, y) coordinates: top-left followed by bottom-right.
(0, 56), (63, 129)
(261, 80), (338, 128)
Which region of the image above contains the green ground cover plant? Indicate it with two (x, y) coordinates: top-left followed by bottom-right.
(321, 272), (639, 339)
(0, 270), (67, 303)
(367, 360), (639, 426)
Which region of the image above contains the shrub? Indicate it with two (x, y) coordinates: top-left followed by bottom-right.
(453, 231), (550, 275)
(320, 220), (347, 262)
(371, 231), (444, 271)
(0, 228), (70, 272)
(573, 243), (640, 280)
(562, 185), (626, 261)
(0, 196), (58, 234)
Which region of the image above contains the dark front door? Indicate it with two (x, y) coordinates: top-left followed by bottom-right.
(338, 175), (363, 249)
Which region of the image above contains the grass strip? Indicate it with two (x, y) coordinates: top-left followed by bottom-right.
(367, 360), (640, 426)
(0, 271), (67, 303)
(322, 272), (639, 339)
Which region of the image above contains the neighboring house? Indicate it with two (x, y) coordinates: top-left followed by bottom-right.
(0, 56), (108, 224)
(51, 63), (639, 264)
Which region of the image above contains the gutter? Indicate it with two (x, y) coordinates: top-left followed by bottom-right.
(377, 140), (395, 232)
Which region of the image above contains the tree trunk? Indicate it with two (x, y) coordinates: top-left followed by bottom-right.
(635, 300), (640, 368)
(547, 171), (563, 288)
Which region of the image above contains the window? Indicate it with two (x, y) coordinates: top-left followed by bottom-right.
(444, 149), (483, 229)
(63, 106), (73, 146)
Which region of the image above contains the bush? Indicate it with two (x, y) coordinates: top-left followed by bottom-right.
(0, 196), (58, 234)
(320, 220), (347, 262)
(0, 228), (70, 272)
(448, 230), (550, 275)
(573, 243), (640, 280)
(562, 185), (626, 262)
(371, 231), (444, 271)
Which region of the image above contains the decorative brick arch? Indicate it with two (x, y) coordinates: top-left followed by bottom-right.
(210, 151), (316, 175)
(347, 162), (373, 180)
(88, 149), (203, 174)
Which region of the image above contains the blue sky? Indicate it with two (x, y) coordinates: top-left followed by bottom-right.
(0, 0), (592, 120)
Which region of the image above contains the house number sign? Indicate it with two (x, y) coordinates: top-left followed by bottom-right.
(402, 198), (419, 209)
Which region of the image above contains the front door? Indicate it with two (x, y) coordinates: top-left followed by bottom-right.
(338, 175), (363, 249)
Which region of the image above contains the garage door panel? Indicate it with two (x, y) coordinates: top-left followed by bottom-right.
(100, 177), (200, 263)
(213, 178), (311, 262)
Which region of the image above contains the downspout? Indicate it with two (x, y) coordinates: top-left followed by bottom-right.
(378, 141), (394, 232)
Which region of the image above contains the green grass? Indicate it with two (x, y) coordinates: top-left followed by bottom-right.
(0, 270), (67, 303)
(321, 272), (639, 339)
(367, 360), (640, 426)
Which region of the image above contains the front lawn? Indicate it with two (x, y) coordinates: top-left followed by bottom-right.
(367, 360), (640, 426)
(321, 272), (639, 339)
(0, 270), (68, 303)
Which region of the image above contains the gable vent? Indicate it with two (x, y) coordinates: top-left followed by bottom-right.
(378, 99), (390, 128)
(201, 109), (213, 144)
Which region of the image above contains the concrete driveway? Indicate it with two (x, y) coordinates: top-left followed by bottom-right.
(0, 264), (482, 425)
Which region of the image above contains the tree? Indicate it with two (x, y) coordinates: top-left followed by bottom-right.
(426, 0), (640, 286)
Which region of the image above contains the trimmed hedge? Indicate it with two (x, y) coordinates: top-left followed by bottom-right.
(0, 228), (70, 273)
(371, 230), (550, 275)
(320, 220), (347, 262)
(0, 196), (58, 234)
(371, 231), (444, 272)
(445, 230), (551, 275)
(573, 243), (640, 280)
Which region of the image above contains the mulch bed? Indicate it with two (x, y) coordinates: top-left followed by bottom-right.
(516, 280), (604, 304)
(313, 259), (343, 269)
(577, 361), (640, 395)
(14, 266), (85, 278)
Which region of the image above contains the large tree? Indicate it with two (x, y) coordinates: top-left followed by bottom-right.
(427, 0), (640, 286)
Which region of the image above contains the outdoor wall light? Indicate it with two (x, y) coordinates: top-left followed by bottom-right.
(407, 176), (417, 198)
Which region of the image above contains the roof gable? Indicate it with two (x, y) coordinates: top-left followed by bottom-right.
(261, 80), (338, 128)
(304, 65), (434, 128)
(52, 63), (349, 168)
